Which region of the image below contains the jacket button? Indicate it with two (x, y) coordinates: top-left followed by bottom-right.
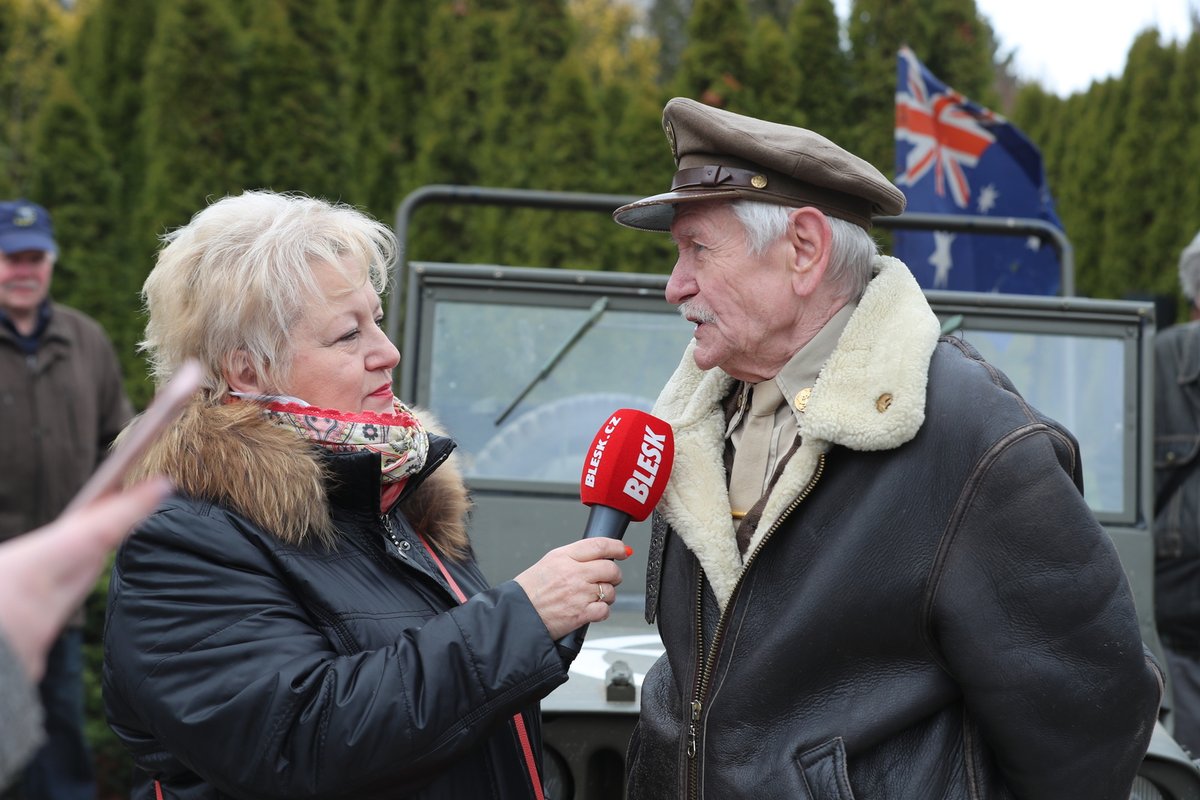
(400, 540), (411, 551)
(876, 393), (893, 413)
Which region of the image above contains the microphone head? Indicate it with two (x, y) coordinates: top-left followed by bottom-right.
(579, 409), (674, 521)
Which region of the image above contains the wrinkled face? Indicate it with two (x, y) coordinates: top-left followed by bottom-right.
(666, 202), (797, 382)
(0, 249), (54, 322)
(281, 260), (400, 414)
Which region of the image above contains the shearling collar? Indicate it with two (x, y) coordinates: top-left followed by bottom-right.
(651, 256), (941, 609)
(125, 399), (470, 554)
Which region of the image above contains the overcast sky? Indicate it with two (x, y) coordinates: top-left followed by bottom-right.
(833, 0), (1197, 97)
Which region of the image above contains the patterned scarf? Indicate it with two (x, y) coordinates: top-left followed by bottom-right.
(260, 396), (429, 501)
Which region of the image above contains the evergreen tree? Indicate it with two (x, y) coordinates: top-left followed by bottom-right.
(25, 76), (133, 382)
(521, 56), (611, 269)
(674, 0), (751, 110)
(1177, 29), (1200, 304)
(0, 0), (69, 192)
(596, 86), (678, 275)
(1055, 80), (1125, 297)
(647, 0), (691, 84)
(1144, 34), (1200, 307)
(244, 0), (352, 201)
(567, 0), (660, 89)
(137, 0), (246, 259)
(69, 0), (159, 214)
(921, 0), (997, 106)
(846, 0), (924, 171)
(749, 0), (798, 26)
(349, 0), (432, 226)
(1098, 30), (1174, 299)
(407, 0), (508, 265)
(472, 0), (576, 264)
(788, 0), (850, 138)
(741, 16), (797, 123)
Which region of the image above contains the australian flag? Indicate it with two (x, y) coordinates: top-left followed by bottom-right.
(894, 46), (1063, 295)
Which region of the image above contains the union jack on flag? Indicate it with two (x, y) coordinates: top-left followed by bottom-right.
(894, 47), (1063, 295)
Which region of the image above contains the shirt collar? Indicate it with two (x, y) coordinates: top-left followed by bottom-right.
(775, 300), (857, 426)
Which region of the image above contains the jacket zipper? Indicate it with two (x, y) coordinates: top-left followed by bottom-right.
(411, 529), (546, 800)
(686, 452), (825, 799)
(380, 505), (545, 800)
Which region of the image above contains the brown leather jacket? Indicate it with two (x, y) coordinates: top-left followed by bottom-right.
(629, 258), (1162, 799)
(0, 302), (131, 541)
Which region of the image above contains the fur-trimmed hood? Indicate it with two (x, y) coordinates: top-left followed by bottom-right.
(124, 399), (470, 555)
(651, 256), (941, 608)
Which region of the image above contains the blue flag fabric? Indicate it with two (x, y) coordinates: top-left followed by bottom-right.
(894, 47), (1063, 295)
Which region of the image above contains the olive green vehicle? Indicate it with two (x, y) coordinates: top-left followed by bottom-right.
(389, 186), (1200, 800)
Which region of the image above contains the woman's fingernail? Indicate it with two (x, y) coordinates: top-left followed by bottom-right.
(625, 546), (634, 557)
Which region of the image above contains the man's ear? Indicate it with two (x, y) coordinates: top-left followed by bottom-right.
(222, 350), (265, 395)
(786, 207), (833, 297)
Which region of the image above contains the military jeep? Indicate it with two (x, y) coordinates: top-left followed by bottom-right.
(389, 186), (1200, 800)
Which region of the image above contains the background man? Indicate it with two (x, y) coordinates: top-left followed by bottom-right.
(0, 200), (131, 800)
(1154, 229), (1200, 756)
(612, 98), (1161, 798)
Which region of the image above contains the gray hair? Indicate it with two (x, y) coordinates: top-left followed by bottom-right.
(141, 190), (396, 396)
(730, 200), (878, 300)
(1180, 230), (1200, 302)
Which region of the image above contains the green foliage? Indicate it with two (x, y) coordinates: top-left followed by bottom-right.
(0, 0), (69, 192)
(675, 0), (751, 109)
(138, 0), (247, 261)
(349, 0), (433, 225)
(1097, 30), (1175, 300)
(788, 0), (849, 137)
(244, 0), (353, 200)
(647, 0), (691, 81)
(25, 75), (150, 405)
(68, 0), (158, 214)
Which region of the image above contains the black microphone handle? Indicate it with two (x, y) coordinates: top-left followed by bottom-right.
(581, 503), (633, 539)
(558, 505), (635, 658)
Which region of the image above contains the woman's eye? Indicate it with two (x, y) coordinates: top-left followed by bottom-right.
(339, 329), (360, 342)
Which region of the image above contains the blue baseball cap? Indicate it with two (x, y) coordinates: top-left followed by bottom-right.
(0, 200), (57, 256)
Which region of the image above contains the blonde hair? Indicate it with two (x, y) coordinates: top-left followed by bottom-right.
(141, 191), (395, 396)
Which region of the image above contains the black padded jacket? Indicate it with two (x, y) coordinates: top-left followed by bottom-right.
(103, 401), (565, 799)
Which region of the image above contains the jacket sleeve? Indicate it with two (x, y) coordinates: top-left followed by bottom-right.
(103, 501), (567, 799)
(929, 423), (1162, 800)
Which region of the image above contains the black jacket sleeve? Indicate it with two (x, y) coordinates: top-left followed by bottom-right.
(929, 423), (1162, 800)
(103, 500), (566, 799)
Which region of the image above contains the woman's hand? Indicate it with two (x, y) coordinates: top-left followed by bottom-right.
(514, 538), (631, 640)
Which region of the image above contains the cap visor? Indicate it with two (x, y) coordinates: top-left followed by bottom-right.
(613, 189), (741, 231)
(0, 232), (56, 256)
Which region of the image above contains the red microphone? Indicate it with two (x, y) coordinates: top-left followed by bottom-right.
(578, 409), (675, 540)
(558, 409), (674, 658)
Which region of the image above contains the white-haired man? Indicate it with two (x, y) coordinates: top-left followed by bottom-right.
(613, 98), (1162, 799)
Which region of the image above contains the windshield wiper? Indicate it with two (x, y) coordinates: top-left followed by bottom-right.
(494, 296), (609, 426)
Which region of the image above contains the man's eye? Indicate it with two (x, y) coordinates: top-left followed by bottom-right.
(339, 329), (360, 342)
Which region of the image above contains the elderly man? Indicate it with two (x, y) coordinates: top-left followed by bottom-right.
(1154, 229), (1200, 756)
(613, 98), (1161, 798)
(0, 199), (131, 800)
